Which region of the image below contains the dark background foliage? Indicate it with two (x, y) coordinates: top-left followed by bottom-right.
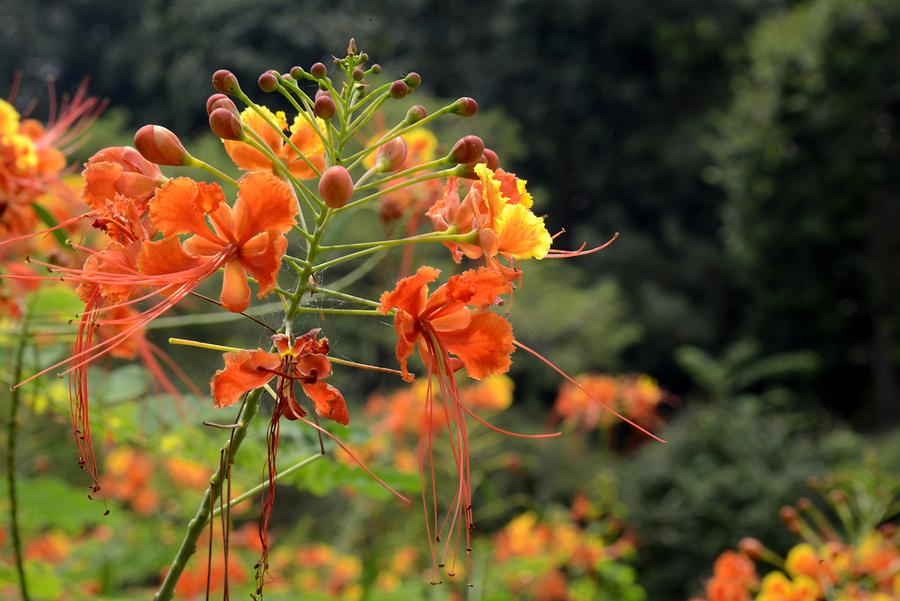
(3, 0), (899, 598)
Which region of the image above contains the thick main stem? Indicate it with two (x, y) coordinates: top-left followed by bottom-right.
(153, 388), (261, 601)
(6, 311), (32, 601)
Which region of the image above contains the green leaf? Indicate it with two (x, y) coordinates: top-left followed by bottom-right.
(26, 285), (82, 322)
(31, 202), (74, 252)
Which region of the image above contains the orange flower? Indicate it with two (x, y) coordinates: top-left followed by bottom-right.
(210, 329), (347, 579)
(82, 146), (163, 212)
(143, 171), (297, 312)
(378, 265), (514, 383)
(210, 330), (347, 424)
(757, 573), (820, 601)
(222, 107), (325, 178)
(704, 551), (758, 601)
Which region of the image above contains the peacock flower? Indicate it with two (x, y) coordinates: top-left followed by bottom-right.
(142, 170), (297, 312)
(378, 265), (514, 383)
(210, 329), (348, 580)
(222, 107), (325, 178)
(82, 146), (164, 212)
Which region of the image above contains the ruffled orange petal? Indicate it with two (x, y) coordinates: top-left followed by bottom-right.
(220, 259), (251, 313)
(238, 231), (287, 297)
(493, 168), (533, 208)
(82, 161), (125, 211)
(301, 380), (349, 426)
(378, 266), (440, 316)
(293, 352), (333, 381)
(441, 312), (514, 380)
(210, 349), (280, 408)
(78, 242), (141, 303)
(149, 177), (225, 241)
(445, 267), (512, 307)
(137, 237), (204, 276)
(392, 310), (418, 382)
(232, 172), (298, 244)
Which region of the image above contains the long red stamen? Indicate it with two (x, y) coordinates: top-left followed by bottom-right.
(545, 232), (619, 258)
(513, 339), (666, 443)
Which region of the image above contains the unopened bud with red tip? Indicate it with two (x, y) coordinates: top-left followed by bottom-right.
(452, 97), (478, 117)
(482, 148), (500, 170)
(450, 135), (484, 164)
(405, 72), (421, 88)
(318, 166), (354, 208)
(310, 62), (327, 79)
(314, 93), (336, 119)
(405, 105), (427, 124)
(738, 538), (765, 560)
(390, 80), (409, 99)
(134, 125), (190, 166)
(212, 69), (240, 95)
(258, 70), (278, 93)
(209, 107), (244, 140)
(290, 66), (306, 80)
(375, 137), (408, 172)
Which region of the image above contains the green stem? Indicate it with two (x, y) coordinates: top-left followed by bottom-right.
(186, 156), (237, 187)
(310, 286), (381, 308)
(210, 452), (325, 517)
(6, 309), (32, 601)
(153, 388), (262, 601)
(312, 230), (476, 273)
(335, 167), (461, 213)
(293, 307), (383, 316)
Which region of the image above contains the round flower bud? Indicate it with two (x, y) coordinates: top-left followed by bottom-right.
(352, 66), (365, 81)
(212, 69), (239, 95)
(208, 97), (238, 116)
(389, 80), (409, 99)
(375, 137), (408, 172)
(310, 62), (327, 79)
(452, 97), (478, 117)
(258, 70), (278, 93)
(290, 66), (306, 80)
(482, 148), (500, 170)
(359, 52), (369, 62)
(318, 166), (354, 208)
(405, 105), (427, 124)
(206, 94), (231, 115)
(209, 108), (243, 140)
(450, 135), (485, 164)
(371, 64), (382, 74)
(738, 538), (765, 560)
(134, 125), (189, 166)
(314, 94), (336, 120)
(404, 72), (422, 88)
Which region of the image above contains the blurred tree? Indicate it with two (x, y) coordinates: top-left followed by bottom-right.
(0, 0), (791, 398)
(709, 0), (900, 426)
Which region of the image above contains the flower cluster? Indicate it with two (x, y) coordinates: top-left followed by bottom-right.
(554, 372), (669, 434)
(692, 472), (900, 601)
(2, 43), (655, 599)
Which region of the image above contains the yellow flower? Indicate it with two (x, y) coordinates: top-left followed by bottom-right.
(0, 99), (20, 134)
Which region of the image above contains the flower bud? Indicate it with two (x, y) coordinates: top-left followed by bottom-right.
(209, 107), (243, 140)
(258, 70), (278, 93)
(347, 38), (358, 55)
(452, 97), (478, 117)
(212, 69), (240, 95)
(450, 135), (484, 164)
(359, 52), (369, 62)
(352, 66), (365, 81)
(290, 66), (306, 80)
(206, 94), (235, 115)
(738, 538), (765, 560)
(134, 125), (189, 166)
(375, 137), (408, 172)
(482, 148), (500, 170)
(310, 62), (327, 79)
(405, 105), (427, 124)
(318, 166), (354, 208)
(404, 72), (422, 88)
(371, 64), (382, 74)
(389, 80), (409, 99)
(314, 94), (336, 120)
